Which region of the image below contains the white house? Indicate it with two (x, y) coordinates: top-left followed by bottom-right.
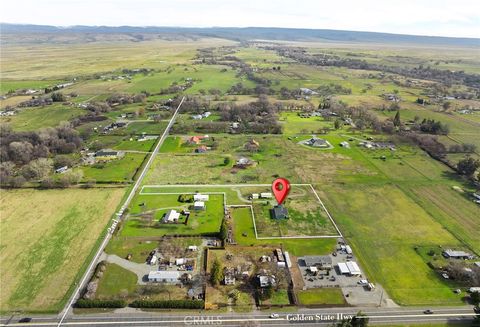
(192, 114), (203, 120)
(260, 192), (272, 199)
(194, 194), (209, 201)
(163, 210), (180, 223)
(188, 245), (198, 251)
(194, 201), (205, 210)
(202, 111), (211, 118)
(148, 271), (181, 283)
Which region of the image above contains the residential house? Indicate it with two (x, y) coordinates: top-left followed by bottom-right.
(271, 205), (289, 220)
(194, 194), (209, 201)
(163, 210), (180, 223)
(305, 138), (329, 148)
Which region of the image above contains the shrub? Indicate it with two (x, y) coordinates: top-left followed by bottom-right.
(75, 299), (126, 308)
(130, 300), (204, 309)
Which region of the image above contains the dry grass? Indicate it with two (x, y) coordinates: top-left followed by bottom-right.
(0, 187), (125, 312)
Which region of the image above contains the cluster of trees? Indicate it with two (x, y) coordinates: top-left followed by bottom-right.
(106, 93), (146, 105)
(130, 300), (204, 309)
(446, 262), (480, 288)
(0, 123), (83, 188)
(449, 143), (477, 153)
(457, 156), (480, 177)
(218, 96), (282, 134)
(418, 118), (449, 135)
(210, 258), (223, 286)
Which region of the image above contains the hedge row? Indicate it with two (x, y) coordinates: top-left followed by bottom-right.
(75, 299), (127, 308)
(130, 300), (204, 309)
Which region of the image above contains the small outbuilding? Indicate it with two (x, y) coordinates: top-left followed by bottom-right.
(271, 205), (289, 220)
(193, 201), (206, 210)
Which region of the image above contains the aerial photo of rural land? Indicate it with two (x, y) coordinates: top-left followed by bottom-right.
(0, 1), (479, 326)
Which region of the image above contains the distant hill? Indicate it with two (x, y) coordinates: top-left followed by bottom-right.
(1, 23), (479, 47)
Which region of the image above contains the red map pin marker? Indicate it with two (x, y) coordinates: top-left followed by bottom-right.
(272, 178), (291, 205)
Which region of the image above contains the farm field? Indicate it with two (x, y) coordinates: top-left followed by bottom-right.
(0, 105), (85, 131)
(319, 184), (467, 306)
(0, 187), (125, 311)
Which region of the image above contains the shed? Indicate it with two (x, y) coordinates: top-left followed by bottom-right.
(260, 192), (272, 198)
(188, 246), (198, 251)
(338, 262), (350, 275)
(193, 201), (206, 210)
(148, 271), (181, 283)
(194, 194), (209, 201)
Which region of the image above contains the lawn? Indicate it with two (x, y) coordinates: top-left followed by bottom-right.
(0, 187), (125, 312)
(0, 105), (85, 131)
(319, 184), (466, 306)
(113, 139), (156, 152)
(81, 153), (147, 182)
(297, 288), (346, 306)
(121, 193), (224, 236)
(95, 263), (138, 299)
(231, 207), (336, 257)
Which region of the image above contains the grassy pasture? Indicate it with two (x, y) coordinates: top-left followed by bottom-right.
(319, 184), (465, 306)
(1, 38), (236, 79)
(0, 188), (125, 312)
(231, 207), (336, 257)
(81, 153), (147, 182)
(407, 185), (480, 255)
(0, 105), (85, 131)
(0, 80), (63, 94)
(121, 193), (224, 237)
(95, 263), (137, 299)
(144, 134), (375, 185)
(297, 288), (346, 306)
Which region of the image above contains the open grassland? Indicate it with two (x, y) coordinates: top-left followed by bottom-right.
(1, 38), (237, 79)
(406, 185), (480, 255)
(144, 134), (375, 185)
(0, 105), (85, 131)
(95, 263), (137, 299)
(80, 153), (147, 183)
(0, 80), (64, 94)
(0, 187), (125, 312)
(297, 288), (346, 306)
(319, 184), (465, 306)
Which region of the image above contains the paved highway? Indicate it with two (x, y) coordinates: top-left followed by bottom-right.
(2, 306), (477, 326)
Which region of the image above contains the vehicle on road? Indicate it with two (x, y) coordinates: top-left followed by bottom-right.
(269, 313), (280, 319)
(423, 309), (434, 314)
(18, 318), (32, 323)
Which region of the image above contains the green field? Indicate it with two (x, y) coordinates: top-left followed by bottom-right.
(320, 184), (466, 306)
(81, 153), (147, 182)
(0, 105), (85, 131)
(297, 288), (346, 306)
(0, 188), (125, 312)
(95, 263), (138, 299)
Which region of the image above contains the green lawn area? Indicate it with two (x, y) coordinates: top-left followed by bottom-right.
(81, 153), (147, 182)
(297, 288), (346, 306)
(104, 238), (158, 264)
(0, 105), (85, 131)
(231, 207), (336, 256)
(113, 139), (156, 152)
(320, 184), (466, 306)
(279, 112), (332, 135)
(122, 194), (224, 236)
(120, 121), (168, 135)
(96, 263), (138, 299)
(262, 289), (290, 306)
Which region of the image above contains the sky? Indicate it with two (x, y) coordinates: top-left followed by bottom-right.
(1, 0), (479, 38)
